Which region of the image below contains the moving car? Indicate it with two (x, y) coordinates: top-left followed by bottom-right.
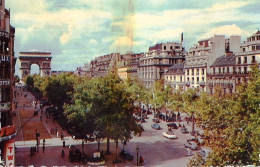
(167, 123), (178, 129)
(162, 131), (177, 139)
(151, 123), (161, 130)
(184, 141), (199, 150)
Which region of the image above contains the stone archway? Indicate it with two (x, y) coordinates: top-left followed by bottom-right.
(19, 52), (52, 80)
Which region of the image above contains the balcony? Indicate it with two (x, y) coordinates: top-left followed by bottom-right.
(199, 81), (205, 86)
(0, 125), (16, 142)
(185, 81), (190, 86)
(0, 30), (9, 39)
(0, 79), (10, 87)
(0, 102), (11, 112)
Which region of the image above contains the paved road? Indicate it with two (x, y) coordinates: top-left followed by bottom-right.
(14, 86), (200, 166)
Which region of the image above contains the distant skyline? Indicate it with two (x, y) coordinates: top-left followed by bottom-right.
(6, 0), (260, 75)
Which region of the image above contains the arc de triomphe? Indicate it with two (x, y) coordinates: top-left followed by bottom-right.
(19, 52), (52, 80)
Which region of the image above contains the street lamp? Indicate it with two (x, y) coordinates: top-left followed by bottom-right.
(136, 145), (139, 166)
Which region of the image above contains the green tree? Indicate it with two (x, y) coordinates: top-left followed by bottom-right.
(65, 74), (143, 156)
(188, 66), (260, 166)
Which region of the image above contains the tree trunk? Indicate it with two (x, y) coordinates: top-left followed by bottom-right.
(106, 138), (110, 154)
(116, 139), (119, 159)
(98, 140), (100, 151)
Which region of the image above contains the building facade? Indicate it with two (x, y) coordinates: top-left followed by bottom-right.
(207, 52), (236, 94)
(164, 63), (185, 91)
(185, 35), (241, 92)
(138, 42), (186, 88)
(0, 0), (16, 166)
(117, 53), (141, 80)
(235, 30), (260, 84)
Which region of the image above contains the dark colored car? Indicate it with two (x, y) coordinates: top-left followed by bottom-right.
(167, 123), (178, 129)
(151, 123), (161, 130)
(180, 127), (189, 134)
(152, 118), (160, 123)
(120, 149), (133, 160)
(40, 99), (50, 107)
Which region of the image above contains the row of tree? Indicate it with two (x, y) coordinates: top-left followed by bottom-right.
(25, 65), (259, 165)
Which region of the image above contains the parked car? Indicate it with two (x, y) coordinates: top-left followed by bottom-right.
(184, 141), (199, 150)
(151, 123), (161, 130)
(152, 118), (160, 123)
(199, 147), (212, 160)
(167, 123), (178, 129)
(162, 131), (177, 139)
(180, 127), (189, 134)
(120, 149), (134, 160)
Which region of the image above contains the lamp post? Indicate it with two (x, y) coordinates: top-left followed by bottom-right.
(136, 145), (139, 166)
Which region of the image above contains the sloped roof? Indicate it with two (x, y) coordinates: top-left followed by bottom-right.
(211, 54), (235, 67)
(169, 63), (184, 70)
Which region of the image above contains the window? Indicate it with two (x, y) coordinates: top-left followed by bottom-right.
(219, 68), (221, 73)
(227, 67), (229, 73)
(223, 67), (225, 73)
(174, 76), (176, 81)
(244, 67), (247, 73)
(187, 77), (190, 81)
(196, 69), (199, 75)
(244, 57), (247, 63)
(252, 56), (256, 63)
(233, 67), (236, 73)
(243, 48), (246, 52)
(213, 68), (215, 74)
(238, 57), (241, 64)
(197, 77), (199, 82)
(180, 76), (182, 82)
(252, 46), (256, 51)
(202, 69), (205, 75)
(202, 77), (205, 81)
(164, 46), (166, 50)
(187, 69), (189, 75)
(192, 69), (194, 75)
(170, 46), (173, 50)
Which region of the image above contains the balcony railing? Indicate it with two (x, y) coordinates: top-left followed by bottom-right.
(199, 81), (205, 86)
(0, 30), (9, 39)
(0, 125), (16, 142)
(0, 79), (10, 87)
(0, 102), (11, 112)
(208, 83), (233, 88)
(185, 81), (190, 86)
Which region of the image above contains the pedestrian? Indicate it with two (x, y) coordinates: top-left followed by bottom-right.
(55, 127), (57, 134)
(57, 131), (59, 138)
(63, 140), (65, 148)
(139, 156), (144, 166)
(50, 128), (53, 135)
(61, 149), (65, 158)
(42, 144), (45, 153)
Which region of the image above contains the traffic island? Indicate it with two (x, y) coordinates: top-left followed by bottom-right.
(87, 150), (105, 165)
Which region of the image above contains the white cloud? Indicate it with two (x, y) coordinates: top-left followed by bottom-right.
(88, 39), (98, 45)
(201, 24), (251, 39)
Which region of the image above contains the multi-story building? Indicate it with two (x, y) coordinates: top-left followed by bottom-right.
(164, 63), (185, 91)
(117, 52), (142, 80)
(185, 35), (240, 92)
(138, 42), (186, 88)
(235, 30), (260, 84)
(207, 52), (236, 94)
(0, 0), (16, 166)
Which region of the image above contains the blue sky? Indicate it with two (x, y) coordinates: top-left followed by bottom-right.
(6, 0), (260, 74)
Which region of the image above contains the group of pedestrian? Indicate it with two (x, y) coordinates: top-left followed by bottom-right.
(50, 127), (58, 135)
(30, 146), (37, 156)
